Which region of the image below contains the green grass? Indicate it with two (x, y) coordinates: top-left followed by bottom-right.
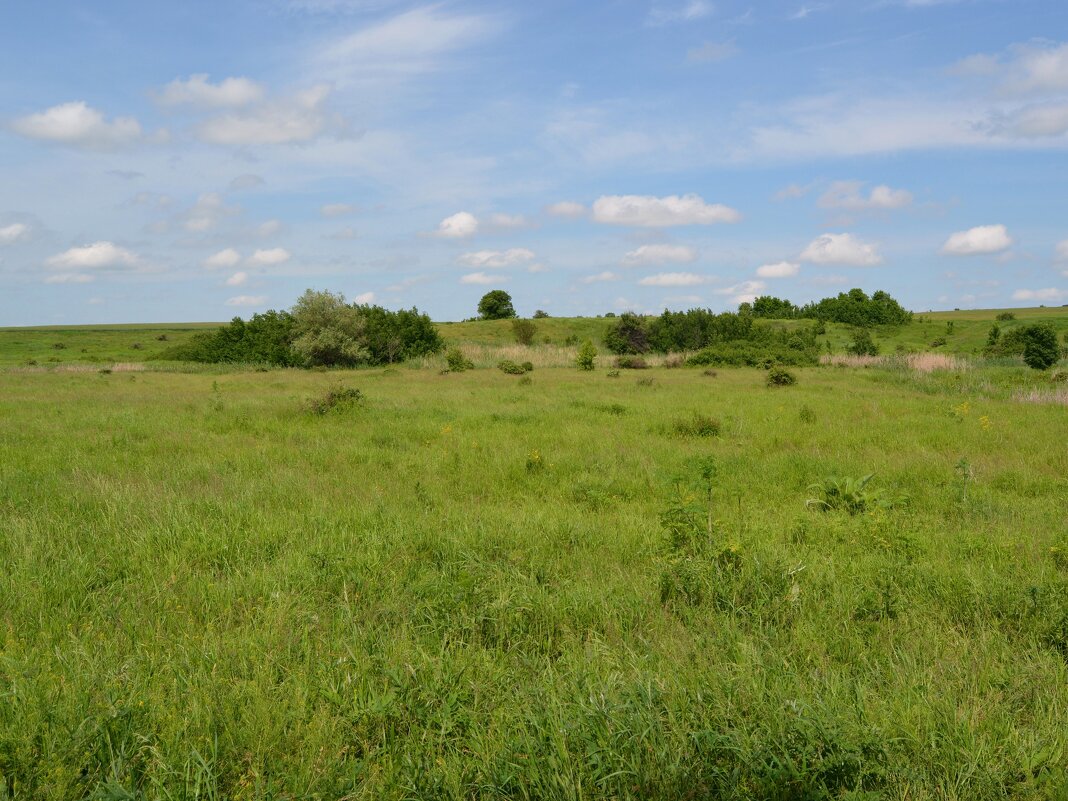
(2, 353), (1067, 798)
(0, 323), (221, 367)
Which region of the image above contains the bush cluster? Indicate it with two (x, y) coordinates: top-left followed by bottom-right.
(743, 288), (912, 327)
(985, 322), (1061, 370)
(497, 360), (533, 375)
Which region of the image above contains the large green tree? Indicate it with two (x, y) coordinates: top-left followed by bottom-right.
(477, 290), (517, 320)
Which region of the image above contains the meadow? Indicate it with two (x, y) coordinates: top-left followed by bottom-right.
(1, 311), (1068, 799)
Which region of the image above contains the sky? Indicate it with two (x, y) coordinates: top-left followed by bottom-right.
(2, 0), (1068, 325)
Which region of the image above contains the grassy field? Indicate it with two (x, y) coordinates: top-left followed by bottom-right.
(2, 341), (1067, 798)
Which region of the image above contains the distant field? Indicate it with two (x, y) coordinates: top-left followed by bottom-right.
(3, 305), (1067, 368)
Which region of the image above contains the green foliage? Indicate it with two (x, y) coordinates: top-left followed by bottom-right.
(996, 311), (1017, 321)
(806, 474), (903, 515)
(576, 339), (597, 370)
(511, 318), (537, 346)
(159, 310), (300, 366)
(766, 366), (797, 386)
(800, 288), (912, 327)
(532, 309), (549, 319)
(356, 304), (444, 364)
(614, 355), (648, 369)
(290, 289), (368, 367)
(602, 312), (650, 354)
(497, 359), (532, 375)
(304, 385), (363, 415)
(477, 290), (517, 320)
(1021, 323), (1060, 370)
(445, 347), (474, 372)
(846, 329), (879, 356)
(672, 414), (721, 438)
(751, 295), (801, 319)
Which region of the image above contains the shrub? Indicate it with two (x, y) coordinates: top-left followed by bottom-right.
(291, 289), (367, 367)
(766, 366), (796, 386)
(158, 309), (300, 366)
(806, 475), (903, 515)
(518, 375), (532, 386)
(996, 311), (1016, 321)
(799, 288), (912, 327)
(563, 334), (579, 346)
(131, 342), (144, 350)
(606, 369), (621, 378)
(847, 329), (879, 357)
(576, 339), (597, 371)
(356, 304), (444, 363)
(702, 369), (718, 377)
(497, 360), (527, 375)
(1021, 323), (1060, 370)
(446, 348), (474, 372)
(305, 385), (363, 415)
(512, 319), (537, 346)
(477, 289), (516, 320)
(673, 414), (720, 437)
(520, 361), (533, 372)
(51, 342), (66, 350)
(614, 355), (648, 369)
(156, 334), (169, 341)
(532, 309), (549, 319)
(663, 354), (684, 368)
(603, 312), (650, 354)
(929, 336), (947, 348)
(1051, 371), (1068, 383)
(798, 405), (816, 423)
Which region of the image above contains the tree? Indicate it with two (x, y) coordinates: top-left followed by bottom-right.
(477, 290), (517, 320)
(291, 289), (367, 367)
(603, 312), (650, 354)
(533, 309), (550, 319)
(1021, 323), (1060, 370)
(512, 318), (537, 346)
(846, 329), (879, 356)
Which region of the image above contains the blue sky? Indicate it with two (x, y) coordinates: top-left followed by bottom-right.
(2, 0), (1068, 324)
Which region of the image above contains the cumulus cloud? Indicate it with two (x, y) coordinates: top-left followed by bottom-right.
(638, 272), (706, 287)
(487, 213), (529, 230)
(592, 194), (740, 227)
(225, 271), (249, 286)
(623, 244), (698, 266)
(460, 271), (504, 285)
(756, 261), (801, 278)
(158, 74), (265, 108)
(204, 248), (241, 269)
(715, 279), (767, 304)
(1001, 103), (1068, 138)
(818, 181), (913, 211)
(225, 295), (267, 307)
(11, 101), (142, 149)
(435, 211), (479, 238)
(321, 203), (355, 217)
(941, 224), (1012, 255)
(354, 291), (376, 304)
(800, 233), (882, 266)
(546, 201), (587, 219)
(1012, 287), (1066, 302)
(183, 193), (240, 233)
(46, 241), (141, 271)
(582, 271), (618, 283)
(198, 85), (333, 145)
(457, 248), (535, 268)
(0, 223), (29, 244)
(247, 248), (291, 266)
(986, 41), (1068, 96)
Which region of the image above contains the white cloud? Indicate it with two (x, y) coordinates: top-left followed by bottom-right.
(649, 1), (713, 26)
(11, 101), (142, 149)
(204, 248), (241, 269)
(46, 241), (141, 271)
(688, 41), (738, 63)
(791, 3), (829, 20)
(774, 184), (809, 201)
(435, 211), (479, 238)
(1012, 287), (1066, 302)
(528, 263), (548, 273)
(158, 74), (265, 108)
(184, 193), (239, 232)
(623, 244), (698, 266)
(198, 85), (332, 145)
(457, 248), (535, 268)
(257, 220), (283, 237)
(460, 271), (505, 285)
(44, 273), (95, 284)
(321, 203), (355, 217)
(941, 224), (1012, 255)
(1003, 103), (1068, 138)
(994, 41), (1068, 96)
(818, 181), (913, 211)
(1056, 240), (1068, 261)
(546, 201), (587, 219)
(800, 233), (882, 266)
(638, 272), (706, 287)
(582, 271), (618, 283)
(715, 279), (767, 304)
(756, 261), (801, 278)
(247, 248), (291, 266)
(314, 6), (498, 84)
(592, 194), (741, 227)
(354, 291), (376, 304)
(225, 295), (268, 307)
(226, 271), (249, 286)
(0, 223), (29, 244)
(487, 213), (528, 229)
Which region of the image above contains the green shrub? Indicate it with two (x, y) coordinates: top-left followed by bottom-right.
(996, 311), (1016, 321)
(512, 319), (537, 346)
(603, 312), (650, 354)
(606, 369), (621, 378)
(806, 474), (903, 515)
(614, 355), (648, 369)
(1021, 323), (1060, 370)
(929, 336), (947, 348)
(672, 414), (721, 438)
(446, 348), (474, 372)
(497, 360), (527, 375)
(663, 354), (684, 368)
(766, 366), (796, 386)
(532, 309), (549, 319)
(521, 361), (533, 372)
(846, 329), (879, 357)
(576, 340), (597, 370)
(305, 385), (363, 415)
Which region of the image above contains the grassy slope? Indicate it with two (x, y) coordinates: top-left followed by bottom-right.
(1, 364), (1067, 798)
(3, 306), (1067, 367)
